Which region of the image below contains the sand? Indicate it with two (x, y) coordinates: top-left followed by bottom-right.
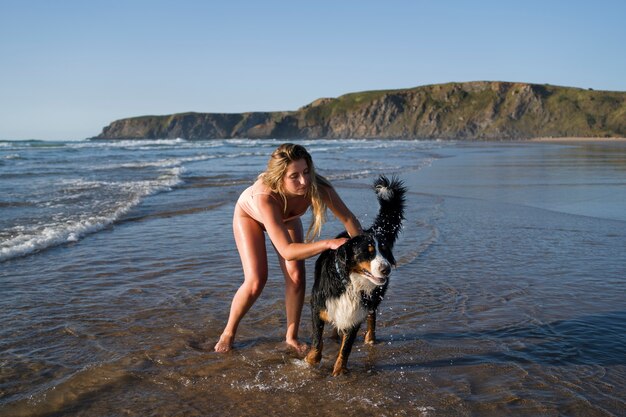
(529, 136), (626, 143)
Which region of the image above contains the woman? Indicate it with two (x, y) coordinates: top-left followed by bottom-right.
(214, 143), (362, 354)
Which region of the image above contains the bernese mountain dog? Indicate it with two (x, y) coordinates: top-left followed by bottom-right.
(306, 175), (406, 376)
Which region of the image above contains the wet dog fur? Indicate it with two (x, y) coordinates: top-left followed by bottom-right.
(306, 175), (406, 376)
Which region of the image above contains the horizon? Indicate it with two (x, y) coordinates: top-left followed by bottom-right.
(2, 0), (625, 141)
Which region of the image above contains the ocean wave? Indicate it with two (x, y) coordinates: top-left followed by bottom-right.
(72, 138), (227, 150)
(224, 138), (275, 147)
(103, 154), (215, 170)
(79, 138), (190, 147)
(0, 140), (66, 151)
(324, 170), (375, 181)
(92, 151), (266, 171)
(302, 138), (445, 148)
(0, 168), (184, 262)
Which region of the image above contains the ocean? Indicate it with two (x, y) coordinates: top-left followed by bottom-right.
(1, 138), (625, 416)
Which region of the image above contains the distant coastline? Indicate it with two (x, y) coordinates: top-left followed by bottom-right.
(92, 81), (626, 141)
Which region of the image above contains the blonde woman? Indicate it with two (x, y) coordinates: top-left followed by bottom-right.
(214, 143), (362, 354)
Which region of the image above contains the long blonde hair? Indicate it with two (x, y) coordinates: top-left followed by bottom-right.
(259, 143), (329, 242)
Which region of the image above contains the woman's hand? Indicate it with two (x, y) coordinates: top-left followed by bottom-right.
(327, 237), (349, 250)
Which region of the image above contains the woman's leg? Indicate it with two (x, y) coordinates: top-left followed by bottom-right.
(215, 208), (268, 352)
(276, 218), (307, 354)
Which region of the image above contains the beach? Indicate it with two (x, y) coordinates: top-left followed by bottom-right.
(531, 136), (626, 142)
(1, 139), (625, 416)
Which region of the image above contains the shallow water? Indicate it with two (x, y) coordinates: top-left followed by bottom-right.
(1, 139), (625, 416)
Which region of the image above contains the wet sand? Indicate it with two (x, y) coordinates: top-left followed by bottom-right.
(529, 136), (626, 142)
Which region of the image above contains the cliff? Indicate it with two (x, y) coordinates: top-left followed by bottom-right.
(93, 81), (626, 140)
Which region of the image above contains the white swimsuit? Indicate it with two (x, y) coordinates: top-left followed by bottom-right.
(236, 179), (307, 224)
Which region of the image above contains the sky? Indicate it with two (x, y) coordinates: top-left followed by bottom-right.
(1, 0), (625, 140)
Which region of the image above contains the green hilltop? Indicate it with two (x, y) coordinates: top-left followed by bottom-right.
(93, 81), (626, 140)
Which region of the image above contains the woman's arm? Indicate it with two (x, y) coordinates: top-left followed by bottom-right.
(320, 184), (363, 237)
(257, 194), (347, 261)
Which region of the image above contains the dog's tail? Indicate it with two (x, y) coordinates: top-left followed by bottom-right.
(371, 175), (406, 248)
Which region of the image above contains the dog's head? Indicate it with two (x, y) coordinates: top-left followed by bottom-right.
(336, 233), (394, 287)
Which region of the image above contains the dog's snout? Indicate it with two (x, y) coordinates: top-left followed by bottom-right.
(381, 263), (391, 276)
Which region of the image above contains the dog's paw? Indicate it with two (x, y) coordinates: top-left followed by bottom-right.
(331, 366), (349, 377)
(364, 331), (377, 345)
(305, 349), (322, 366)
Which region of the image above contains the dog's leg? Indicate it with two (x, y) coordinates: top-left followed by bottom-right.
(364, 310), (377, 345)
(332, 326), (359, 376)
(305, 311), (325, 365)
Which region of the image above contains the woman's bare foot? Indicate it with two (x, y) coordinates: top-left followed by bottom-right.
(214, 333), (234, 353)
(285, 339), (309, 357)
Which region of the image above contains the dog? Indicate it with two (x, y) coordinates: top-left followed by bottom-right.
(305, 175), (406, 376)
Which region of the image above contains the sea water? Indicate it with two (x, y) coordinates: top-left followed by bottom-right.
(1, 139), (625, 416)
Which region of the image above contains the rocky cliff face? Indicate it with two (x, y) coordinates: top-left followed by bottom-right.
(93, 82), (626, 140)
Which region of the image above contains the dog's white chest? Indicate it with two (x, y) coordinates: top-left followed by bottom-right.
(325, 275), (375, 331)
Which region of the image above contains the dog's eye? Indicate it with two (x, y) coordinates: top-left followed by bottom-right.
(368, 244), (375, 253)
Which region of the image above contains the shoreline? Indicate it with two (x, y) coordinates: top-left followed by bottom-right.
(529, 136), (626, 143)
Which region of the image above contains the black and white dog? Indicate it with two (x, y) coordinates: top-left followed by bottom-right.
(306, 175), (406, 376)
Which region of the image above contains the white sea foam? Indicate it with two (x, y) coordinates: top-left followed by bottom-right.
(69, 138), (228, 151)
(1, 215), (118, 261)
(0, 167), (183, 262)
(93, 152), (264, 171)
(107, 154), (214, 169)
(73, 138), (190, 148)
(325, 170), (373, 181)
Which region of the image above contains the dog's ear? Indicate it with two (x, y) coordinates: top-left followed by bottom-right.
(333, 240), (353, 273)
(335, 243), (349, 267)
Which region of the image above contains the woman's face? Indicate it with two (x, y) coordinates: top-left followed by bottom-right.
(283, 158), (310, 197)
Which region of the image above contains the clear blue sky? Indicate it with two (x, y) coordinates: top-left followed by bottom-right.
(1, 0), (625, 140)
